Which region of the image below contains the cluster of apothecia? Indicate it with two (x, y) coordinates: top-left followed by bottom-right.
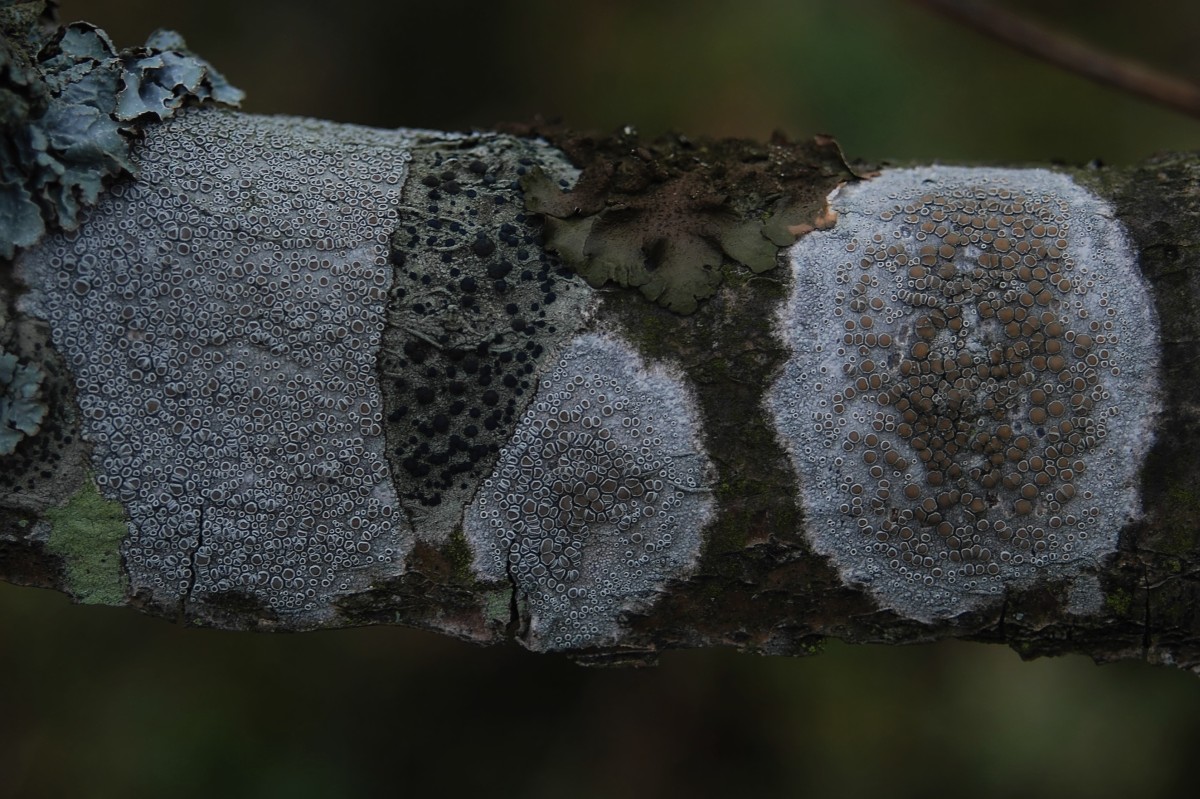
(466, 334), (713, 650)
(18, 110), (415, 615)
(770, 167), (1158, 621)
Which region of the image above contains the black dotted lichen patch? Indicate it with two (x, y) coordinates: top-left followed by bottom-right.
(381, 135), (593, 542)
(504, 123), (856, 314)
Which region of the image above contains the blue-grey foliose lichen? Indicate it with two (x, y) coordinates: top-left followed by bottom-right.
(768, 167), (1159, 622)
(18, 108), (415, 619)
(0, 346), (45, 454)
(466, 333), (714, 651)
(1, 14), (241, 258)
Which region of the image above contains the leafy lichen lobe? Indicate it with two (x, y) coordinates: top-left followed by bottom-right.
(0, 347), (46, 454)
(0, 11), (242, 258)
(510, 123), (855, 314)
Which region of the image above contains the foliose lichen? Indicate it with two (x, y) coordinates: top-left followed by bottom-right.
(768, 167), (1160, 622)
(465, 332), (714, 651)
(1, 7), (242, 259)
(514, 125), (855, 314)
(18, 108), (415, 619)
(0, 346), (45, 454)
(0, 307), (88, 511)
(44, 475), (128, 605)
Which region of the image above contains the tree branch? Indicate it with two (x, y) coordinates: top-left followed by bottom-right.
(2, 13), (1198, 671)
(910, 0), (1200, 120)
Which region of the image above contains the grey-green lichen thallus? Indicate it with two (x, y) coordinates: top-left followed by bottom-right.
(768, 167), (1160, 622)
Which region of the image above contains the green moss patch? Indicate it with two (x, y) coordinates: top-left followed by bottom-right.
(44, 477), (128, 605)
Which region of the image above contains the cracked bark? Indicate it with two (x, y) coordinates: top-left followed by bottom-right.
(1, 107), (1199, 670)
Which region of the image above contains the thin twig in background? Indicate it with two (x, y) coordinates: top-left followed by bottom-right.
(910, 0), (1200, 121)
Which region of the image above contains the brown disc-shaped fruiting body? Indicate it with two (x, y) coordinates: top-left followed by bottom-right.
(769, 167), (1159, 622)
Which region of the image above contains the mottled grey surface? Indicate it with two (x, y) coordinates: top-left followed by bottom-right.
(381, 134), (594, 543)
(467, 333), (714, 651)
(769, 167), (1160, 622)
(18, 109), (416, 619)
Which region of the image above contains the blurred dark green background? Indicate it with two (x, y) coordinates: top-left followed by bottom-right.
(4, 1), (1199, 797)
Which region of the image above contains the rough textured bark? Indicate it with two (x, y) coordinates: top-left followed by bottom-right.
(2, 15), (1198, 670)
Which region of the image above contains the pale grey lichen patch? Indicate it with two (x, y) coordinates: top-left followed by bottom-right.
(768, 167), (1159, 622)
(0, 20), (242, 258)
(381, 134), (594, 543)
(18, 108), (418, 620)
(0, 348), (46, 454)
(466, 332), (714, 651)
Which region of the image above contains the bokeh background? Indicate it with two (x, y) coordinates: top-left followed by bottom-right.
(4, 1), (1200, 796)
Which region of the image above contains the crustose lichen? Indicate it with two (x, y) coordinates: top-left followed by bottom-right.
(769, 167), (1160, 622)
(466, 333), (714, 650)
